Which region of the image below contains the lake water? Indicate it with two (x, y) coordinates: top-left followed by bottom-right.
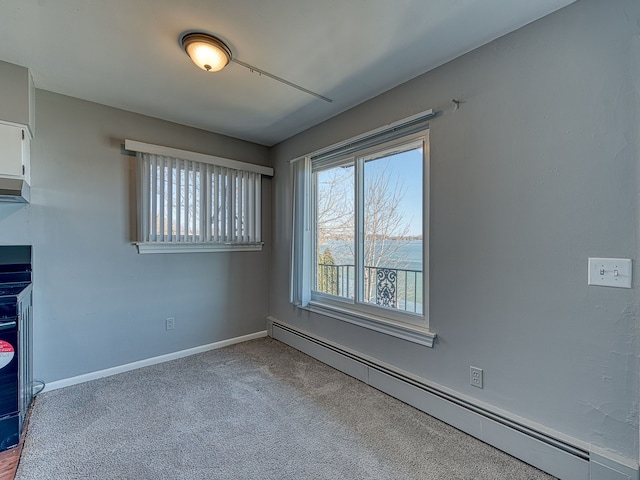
(320, 240), (423, 271)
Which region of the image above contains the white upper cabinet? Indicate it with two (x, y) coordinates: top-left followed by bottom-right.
(0, 123), (30, 182)
(0, 61), (34, 202)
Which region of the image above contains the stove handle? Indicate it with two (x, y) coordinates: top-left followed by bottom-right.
(0, 320), (17, 331)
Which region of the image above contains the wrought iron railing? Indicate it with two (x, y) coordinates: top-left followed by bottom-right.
(317, 263), (423, 314)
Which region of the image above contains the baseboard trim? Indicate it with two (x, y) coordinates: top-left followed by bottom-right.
(42, 330), (268, 393)
(267, 317), (639, 480)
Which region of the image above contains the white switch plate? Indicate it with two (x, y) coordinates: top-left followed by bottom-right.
(588, 258), (632, 288)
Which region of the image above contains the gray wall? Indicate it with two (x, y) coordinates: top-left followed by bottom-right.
(0, 90), (271, 383)
(270, 0), (639, 463)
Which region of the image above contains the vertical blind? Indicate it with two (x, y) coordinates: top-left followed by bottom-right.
(138, 152), (262, 244)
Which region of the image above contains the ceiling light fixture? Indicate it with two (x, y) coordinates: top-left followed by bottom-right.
(181, 33), (231, 72)
(179, 31), (332, 103)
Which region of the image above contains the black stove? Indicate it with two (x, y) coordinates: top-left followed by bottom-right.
(0, 283), (30, 297)
(0, 282), (31, 319)
(0, 257), (33, 451)
(0, 285), (30, 297)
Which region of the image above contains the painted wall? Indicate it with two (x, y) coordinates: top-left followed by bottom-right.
(270, 0), (639, 464)
(0, 90), (271, 383)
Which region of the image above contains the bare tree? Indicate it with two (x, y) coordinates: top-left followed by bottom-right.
(315, 165), (354, 246)
(362, 160), (412, 269)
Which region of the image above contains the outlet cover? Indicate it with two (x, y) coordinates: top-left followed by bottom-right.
(470, 366), (483, 389)
(165, 317), (175, 331)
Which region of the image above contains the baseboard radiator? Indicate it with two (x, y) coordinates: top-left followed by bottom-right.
(268, 318), (638, 480)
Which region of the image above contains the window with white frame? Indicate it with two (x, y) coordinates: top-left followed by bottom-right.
(126, 140), (273, 254)
(290, 112), (435, 346)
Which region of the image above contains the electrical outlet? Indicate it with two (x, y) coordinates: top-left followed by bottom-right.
(165, 317), (175, 331)
(470, 366), (483, 389)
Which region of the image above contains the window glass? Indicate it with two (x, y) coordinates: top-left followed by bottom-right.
(315, 162), (354, 299)
(362, 147), (423, 314)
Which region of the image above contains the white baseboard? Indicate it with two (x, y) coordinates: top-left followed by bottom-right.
(267, 316), (639, 480)
(42, 330), (267, 393)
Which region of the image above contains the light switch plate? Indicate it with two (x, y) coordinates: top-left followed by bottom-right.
(588, 258), (632, 288)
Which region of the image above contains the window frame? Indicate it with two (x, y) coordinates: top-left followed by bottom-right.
(309, 128), (431, 335)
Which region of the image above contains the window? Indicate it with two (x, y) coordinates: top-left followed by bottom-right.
(290, 111), (435, 346)
(125, 140), (273, 254)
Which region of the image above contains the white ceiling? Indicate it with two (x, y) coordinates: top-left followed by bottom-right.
(0, 0), (575, 146)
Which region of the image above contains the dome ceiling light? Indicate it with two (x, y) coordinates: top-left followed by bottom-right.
(180, 32), (332, 103)
(181, 33), (231, 72)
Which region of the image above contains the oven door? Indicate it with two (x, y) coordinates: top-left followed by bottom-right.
(0, 320), (18, 417)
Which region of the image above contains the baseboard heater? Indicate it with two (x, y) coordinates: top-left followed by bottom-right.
(269, 319), (595, 480)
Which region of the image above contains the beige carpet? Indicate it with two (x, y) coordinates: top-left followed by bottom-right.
(16, 338), (555, 479)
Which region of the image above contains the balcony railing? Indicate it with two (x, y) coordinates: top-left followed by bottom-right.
(317, 264), (423, 314)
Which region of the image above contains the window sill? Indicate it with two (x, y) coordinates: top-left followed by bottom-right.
(304, 301), (436, 348)
(134, 242), (264, 254)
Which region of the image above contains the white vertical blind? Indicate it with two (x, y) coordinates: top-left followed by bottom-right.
(137, 152), (262, 245)
(290, 156), (312, 306)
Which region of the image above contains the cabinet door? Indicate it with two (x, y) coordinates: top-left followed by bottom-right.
(0, 124), (24, 178)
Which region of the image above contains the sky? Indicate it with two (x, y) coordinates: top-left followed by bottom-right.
(364, 147), (423, 237)
(316, 144), (424, 239)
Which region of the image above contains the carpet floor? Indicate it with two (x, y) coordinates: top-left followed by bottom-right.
(16, 338), (556, 479)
